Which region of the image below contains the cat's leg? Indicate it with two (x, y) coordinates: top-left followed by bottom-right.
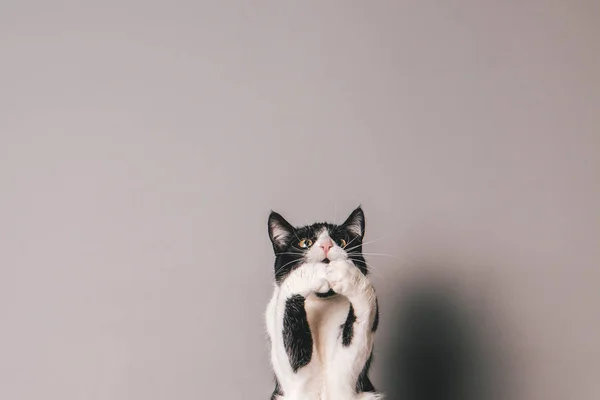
(267, 262), (329, 400)
(324, 259), (380, 400)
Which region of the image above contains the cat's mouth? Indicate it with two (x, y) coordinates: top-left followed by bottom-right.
(322, 258), (330, 264)
(315, 289), (337, 298)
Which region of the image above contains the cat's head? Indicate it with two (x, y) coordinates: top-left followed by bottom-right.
(267, 206), (367, 284)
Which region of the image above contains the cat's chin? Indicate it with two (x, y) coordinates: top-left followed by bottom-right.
(315, 289), (337, 298)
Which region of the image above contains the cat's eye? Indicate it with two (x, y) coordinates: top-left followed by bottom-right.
(299, 239), (313, 248)
(337, 238), (347, 248)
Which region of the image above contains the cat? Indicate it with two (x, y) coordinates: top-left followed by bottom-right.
(265, 206), (383, 400)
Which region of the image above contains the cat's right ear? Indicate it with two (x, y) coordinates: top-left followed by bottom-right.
(268, 211), (294, 252)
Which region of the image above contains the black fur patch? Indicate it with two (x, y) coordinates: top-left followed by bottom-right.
(341, 304), (357, 347)
(283, 295), (313, 372)
(356, 351), (376, 393)
(372, 298), (380, 332)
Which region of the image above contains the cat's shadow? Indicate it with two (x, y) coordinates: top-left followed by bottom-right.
(379, 271), (513, 400)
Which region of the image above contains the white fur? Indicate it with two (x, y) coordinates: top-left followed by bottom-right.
(266, 230), (382, 400)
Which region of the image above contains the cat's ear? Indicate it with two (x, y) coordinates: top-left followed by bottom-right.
(342, 206), (365, 238)
(268, 211), (294, 251)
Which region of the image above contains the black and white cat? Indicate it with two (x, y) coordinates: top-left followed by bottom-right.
(265, 206), (382, 400)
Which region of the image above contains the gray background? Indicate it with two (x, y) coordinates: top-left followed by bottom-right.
(1, 1), (599, 399)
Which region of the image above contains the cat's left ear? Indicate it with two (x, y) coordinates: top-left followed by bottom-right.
(342, 206), (365, 238)
(268, 211), (294, 251)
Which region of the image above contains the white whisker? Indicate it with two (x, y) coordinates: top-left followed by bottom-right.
(360, 252), (403, 261)
(344, 236), (387, 253)
(275, 258), (304, 277)
(349, 258), (387, 282)
(343, 235), (361, 250)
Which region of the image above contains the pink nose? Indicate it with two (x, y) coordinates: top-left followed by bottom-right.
(320, 238), (333, 256)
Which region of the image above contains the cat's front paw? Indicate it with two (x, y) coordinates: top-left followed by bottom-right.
(326, 259), (360, 297)
(284, 262), (330, 297)
(311, 262), (331, 295)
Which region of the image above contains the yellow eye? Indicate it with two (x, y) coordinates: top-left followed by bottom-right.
(338, 239), (347, 248)
(299, 239), (313, 248)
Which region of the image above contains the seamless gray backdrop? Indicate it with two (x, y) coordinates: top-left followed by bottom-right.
(1, 1), (599, 399)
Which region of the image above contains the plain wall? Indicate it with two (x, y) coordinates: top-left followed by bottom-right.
(1, 1), (599, 399)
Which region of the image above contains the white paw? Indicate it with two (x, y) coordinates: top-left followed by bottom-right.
(311, 262), (331, 294)
(313, 277), (331, 294)
(284, 262), (330, 297)
(326, 259), (359, 296)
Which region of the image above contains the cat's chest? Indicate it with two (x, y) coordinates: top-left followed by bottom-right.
(304, 294), (351, 356)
